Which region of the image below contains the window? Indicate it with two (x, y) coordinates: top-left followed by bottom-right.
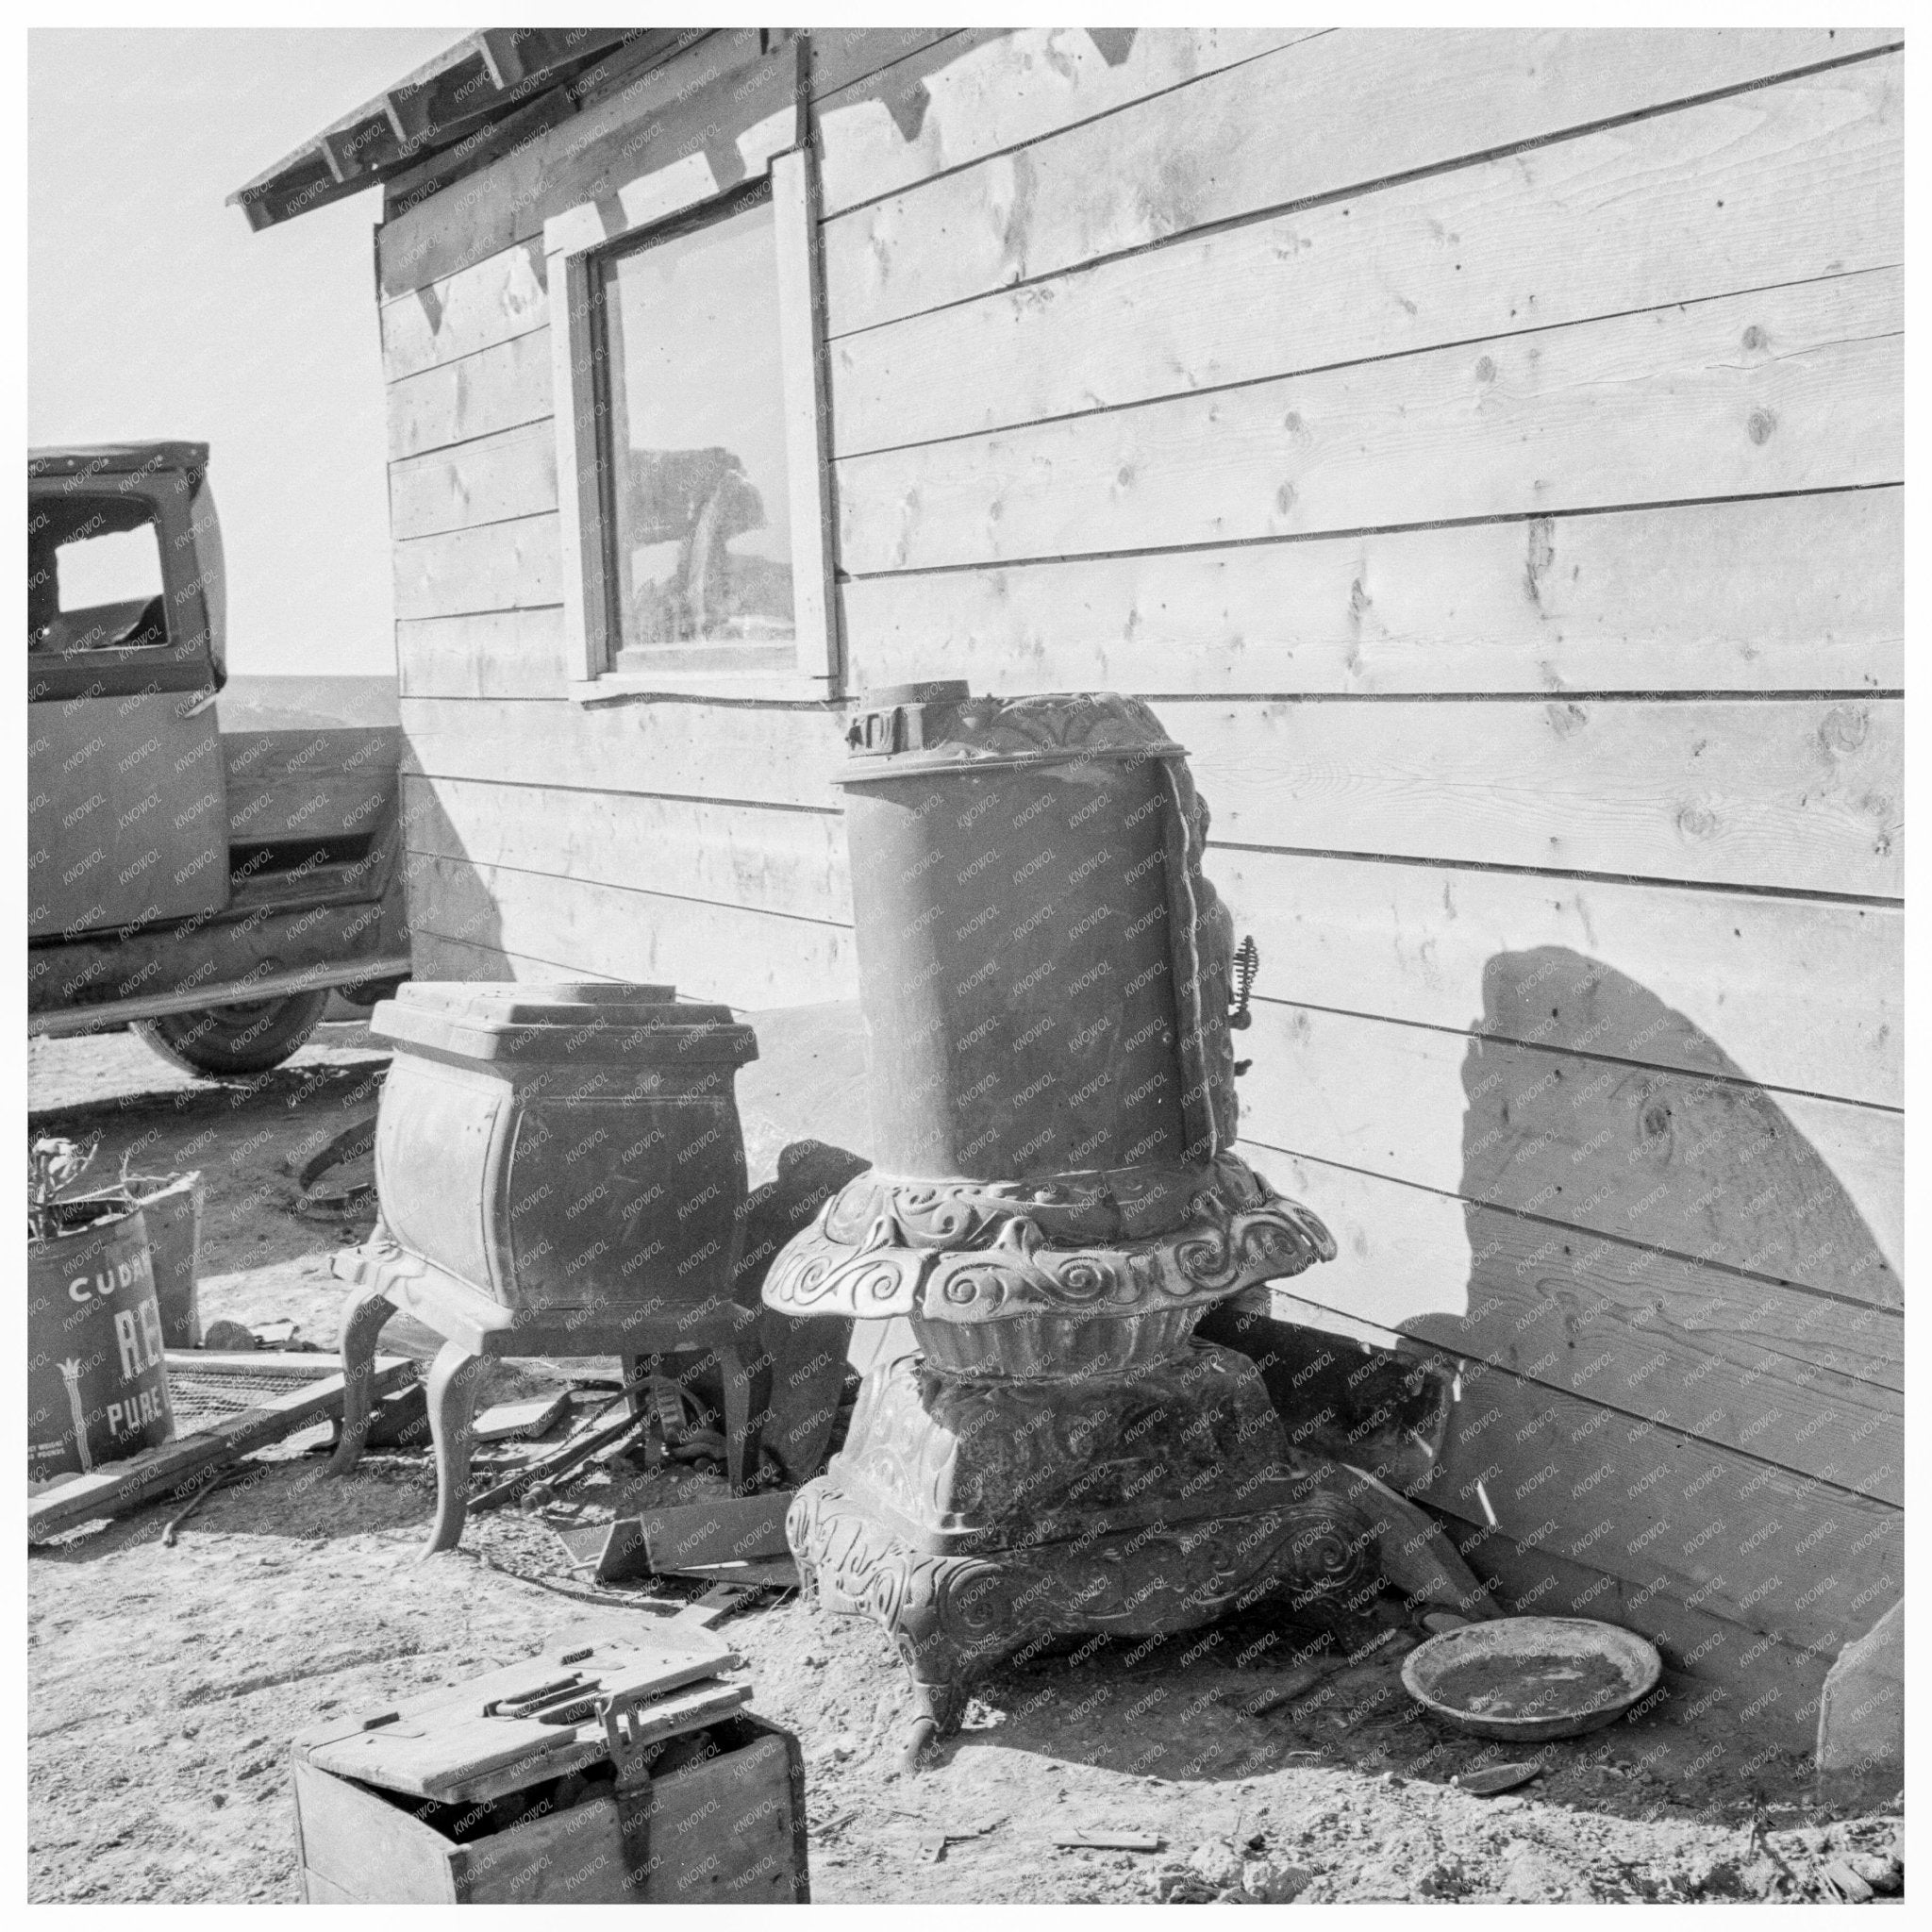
(28, 500), (169, 655)
(600, 184), (796, 670)
(548, 133), (838, 703)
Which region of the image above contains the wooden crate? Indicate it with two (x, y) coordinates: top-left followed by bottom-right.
(292, 1710), (808, 1904)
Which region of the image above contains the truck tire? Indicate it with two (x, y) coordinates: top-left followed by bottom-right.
(338, 974), (408, 1010)
(133, 989), (331, 1076)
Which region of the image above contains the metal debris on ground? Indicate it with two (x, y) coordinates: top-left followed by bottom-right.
(285, 1110), (378, 1215)
(160, 1462), (250, 1546)
(662, 1556), (801, 1590)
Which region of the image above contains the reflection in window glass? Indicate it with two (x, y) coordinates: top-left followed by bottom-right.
(601, 188), (794, 656)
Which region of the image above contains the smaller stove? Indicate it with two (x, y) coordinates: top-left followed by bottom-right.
(330, 980), (764, 1554)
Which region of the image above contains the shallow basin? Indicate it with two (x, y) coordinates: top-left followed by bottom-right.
(1401, 1615), (1663, 1742)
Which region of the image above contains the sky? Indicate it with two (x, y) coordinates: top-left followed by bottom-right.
(29, 28), (462, 677)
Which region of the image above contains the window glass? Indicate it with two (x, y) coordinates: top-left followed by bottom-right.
(599, 186), (795, 658)
(28, 502), (169, 652)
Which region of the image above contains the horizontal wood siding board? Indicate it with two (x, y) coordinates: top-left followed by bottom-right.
(389, 419), (558, 541)
(396, 695), (850, 810)
(377, 30), (779, 297)
(402, 774), (851, 924)
(391, 515), (563, 621)
(840, 488), (1902, 699)
(380, 240), (549, 381)
(820, 27), (1899, 335)
(387, 329), (555, 459)
(805, 28), (966, 104)
(410, 928), (611, 986)
(406, 853), (855, 1009)
(394, 608), (571, 699)
(1241, 1151), (1900, 1499)
(828, 53), (1902, 453)
(1239, 1004), (1901, 1306)
(835, 270), (1901, 575)
(1211, 847), (1902, 1110)
(814, 27), (1322, 219)
(1174, 695), (1902, 898)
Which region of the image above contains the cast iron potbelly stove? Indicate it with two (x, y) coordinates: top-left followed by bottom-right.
(765, 684), (1375, 1762)
(329, 982), (762, 1553)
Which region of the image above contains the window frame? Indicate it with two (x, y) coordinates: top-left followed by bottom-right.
(546, 122), (840, 707)
(26, 475), (220, 703)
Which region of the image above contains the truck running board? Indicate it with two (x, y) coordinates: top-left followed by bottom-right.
(29, 954), (411, 1038)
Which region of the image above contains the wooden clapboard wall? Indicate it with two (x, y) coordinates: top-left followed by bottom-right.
(377, 27), (1902, 1738)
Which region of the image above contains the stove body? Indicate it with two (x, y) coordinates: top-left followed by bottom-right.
(767, 685), (1375, 1759)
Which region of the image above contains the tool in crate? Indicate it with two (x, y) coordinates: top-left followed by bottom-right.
(291, 1631), (808, 1904)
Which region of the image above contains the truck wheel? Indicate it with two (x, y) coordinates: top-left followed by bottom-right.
(134, 990), (331, 1076)
(338, 975), (408, 1010)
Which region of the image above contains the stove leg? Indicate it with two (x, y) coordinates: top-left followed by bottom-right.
(719, 1338), (761, 1494)
(327, 1282), (396, 1476)
(422, 1341), (490, 1557)
(901, 1672), (973, 1773)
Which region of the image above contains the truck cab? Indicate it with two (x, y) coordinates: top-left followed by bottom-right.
(28, 442), (409, 1073)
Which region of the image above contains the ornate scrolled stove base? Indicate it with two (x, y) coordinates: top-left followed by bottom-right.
(785, 1341), (1379, 1768)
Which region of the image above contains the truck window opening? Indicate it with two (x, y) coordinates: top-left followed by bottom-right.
(28, 499), (169, 654)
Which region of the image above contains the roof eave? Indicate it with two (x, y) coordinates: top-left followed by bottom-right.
(227, 27), (697, 231)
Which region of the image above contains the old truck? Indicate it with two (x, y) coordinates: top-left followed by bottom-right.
(28, 441), (410, 1074)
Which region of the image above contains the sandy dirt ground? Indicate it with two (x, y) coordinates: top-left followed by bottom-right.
(26, 1029), (1904, 1904)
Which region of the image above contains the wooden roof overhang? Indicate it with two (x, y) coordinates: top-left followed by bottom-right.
(226, 26), (704, 230)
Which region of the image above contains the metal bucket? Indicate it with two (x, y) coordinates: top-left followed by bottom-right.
(133, 1174), (204, 1348)
(27, 1204), (175, 1480)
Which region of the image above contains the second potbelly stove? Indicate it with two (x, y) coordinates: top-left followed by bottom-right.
(765, 684), (1377, 1762)
(329, 981), (761, 1554)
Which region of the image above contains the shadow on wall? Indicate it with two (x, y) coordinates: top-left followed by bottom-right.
(1208, 942), (1900, 1545)
(1460, 947), (1897, 1308)
(394, 782), (505, 978)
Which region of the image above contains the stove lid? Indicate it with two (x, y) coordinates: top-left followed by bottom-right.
(371, 981), (758, 1066)
(839, 683), (1185, 782)
(294, 1634), (746, 1802)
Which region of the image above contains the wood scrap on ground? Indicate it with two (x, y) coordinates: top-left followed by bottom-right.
(1453, 1762), (1543, 1797)
(675, 1583), (758, 1628)
(160, 1462), (250, 1546)
(27, 1352), (416, 1539)
(638, 1492), (791, 1572)
(473, 1391), (570, 1442)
